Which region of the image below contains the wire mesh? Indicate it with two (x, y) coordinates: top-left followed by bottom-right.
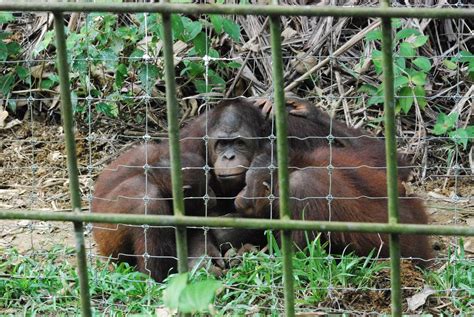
(0, 1), (473, 316)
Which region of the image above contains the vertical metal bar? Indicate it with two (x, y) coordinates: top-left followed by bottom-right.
(160, 0), (188, 275)
(53, 12), (92, 317)
(380, 1), (402, 316)
(269, 3), (295, 316)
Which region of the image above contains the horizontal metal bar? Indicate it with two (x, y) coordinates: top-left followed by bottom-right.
(0, 3), (472, 19)
(1, 209), (473, 237)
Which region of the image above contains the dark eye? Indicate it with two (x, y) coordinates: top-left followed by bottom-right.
(215, 139), (228, 148)
(235, 138), (245, 147)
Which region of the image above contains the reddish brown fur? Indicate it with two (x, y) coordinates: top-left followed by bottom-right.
(268, 98), (412, 181)
(235, 147), (433, 267)
(92, 96), (418, 278)
(92, 100), (270, 281)
(92, 142), (212, 281)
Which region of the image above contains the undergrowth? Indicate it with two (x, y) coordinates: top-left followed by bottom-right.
(1, 238), (472, 315)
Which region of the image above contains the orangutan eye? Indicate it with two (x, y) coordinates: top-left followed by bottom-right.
(235, 138), (246, 147)
(216, 139), (233, 149)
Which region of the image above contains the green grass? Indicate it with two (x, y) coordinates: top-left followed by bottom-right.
(423, 240), (474, 314)
(0, 237), (472, 315)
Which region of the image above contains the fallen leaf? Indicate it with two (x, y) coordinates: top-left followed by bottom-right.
(3, 119), (22, 130)
(407, 285), (435, 312)
(155, 307), (173, 317)
(0, 110), (8, 127)
(18, 220), (30, 227)
(281, 27), (297, 40)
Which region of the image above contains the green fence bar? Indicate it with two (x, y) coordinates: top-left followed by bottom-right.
(0, 3), (473, 19)
(160, 0), (189, 276)
(2, 209), (474, 237)
(269, 1), (295, 315)
(380, 0), (402, 315)
(53, 13), (92, 317)
(1, 3), (472, 316)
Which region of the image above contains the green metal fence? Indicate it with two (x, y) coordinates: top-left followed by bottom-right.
(0, 2), (473, 317)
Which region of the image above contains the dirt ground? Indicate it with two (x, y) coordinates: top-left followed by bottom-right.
(1, 119), (473, 313)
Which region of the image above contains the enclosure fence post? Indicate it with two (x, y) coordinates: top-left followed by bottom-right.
(53, 12), (92, 317)
(269, 2), (295, 315)
(160, 0), (189, 276)
(380, 1), (402, 316)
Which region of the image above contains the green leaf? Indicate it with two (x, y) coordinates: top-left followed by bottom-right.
(66, 32), (83, 51)
(6, 42), (21, 56)
(96, 102), (119, 118)
(466, 126), (474, 136)
(413, 85), (427, 110)
(178, 280), (222, 313)
(0, 31), (9, 40)
(208, 48), (220, 59)
(115, 63), (128, 89)
(130, 49), (145, 60)
(459, 50), (473, 64)
(445, 113), (458, 128)
(411, 35), (428, 48)
(433, 112), (458, 135)
(163, 273), (188, 310)
(16, 66), (29, 82)
(395, 57), (406, 72)
(226, 61), (242, 69)
(33, 30), (54, 57)
(394, 76), (409, 88)
(367, 95), (384, 106)
(40, 78), (56, 90)
(72, 53), (88, 74)
(210, 15), (224, 34)
(399, 42), (415, 58)
(7, 99), (16, 112)
(432, 114), (447, 135)
(366, 29), (381, 41)
(358, 84), (377, 95)
(411, 72), (427, 86)
(171, 15), (184, 39)
(449, 128), (469, 150)
(192, 32), (207, 57)
(0, 74), (14, 96)
(182, 17), (202, 42)
(391, 19), (402, 29)
(395, 28), (421, 40)
(0, 12), (14, 24)
(222, 18), (240, 42)
(100, 48), (118, 69)
(398, 87), (414, 114)
(413, 57), (431, 72)
(182, 61), (204, 77)
(117, 26), (139, 43)
(138, 64), (160, 92)
(208, 70), (226, 92)
(0, 43), (8, 61)
(371, 50), (383, 74)
(443, 59), (457, 70)
(110, 37), (125, 56)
